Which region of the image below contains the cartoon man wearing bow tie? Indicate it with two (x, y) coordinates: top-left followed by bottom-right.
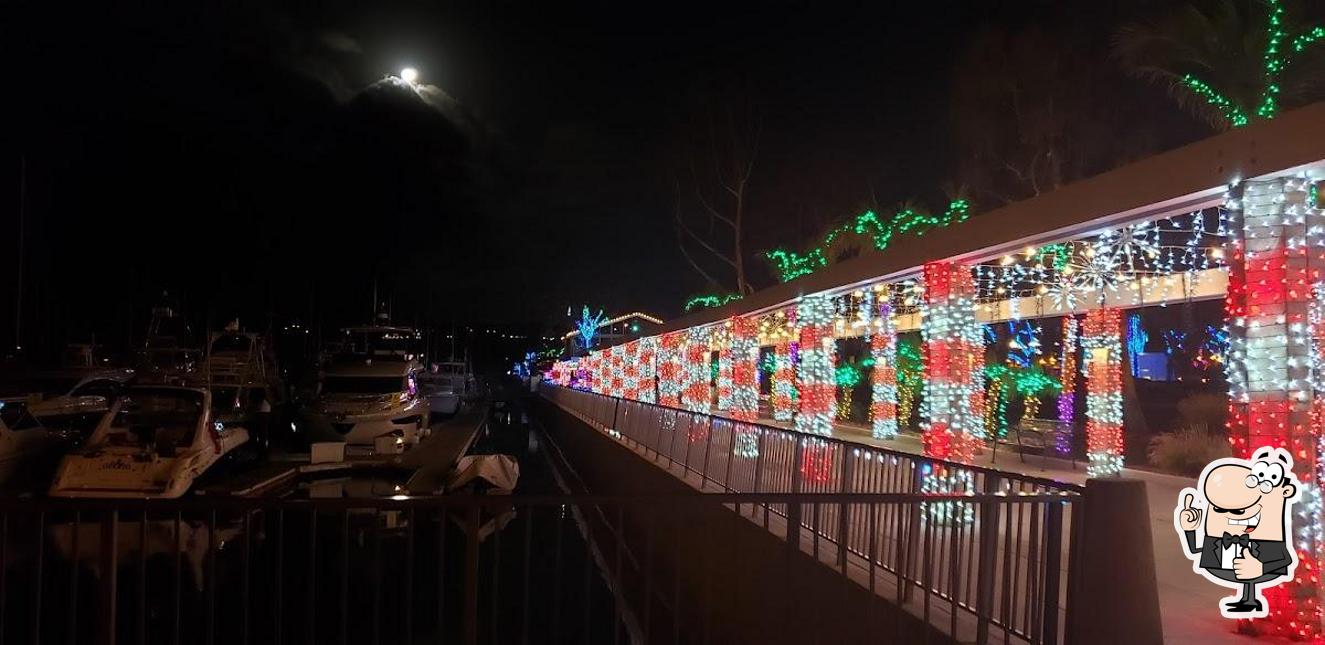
(1175, 447), (1300, 618)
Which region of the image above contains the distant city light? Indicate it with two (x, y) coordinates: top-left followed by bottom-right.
(400, 67), (419, 84)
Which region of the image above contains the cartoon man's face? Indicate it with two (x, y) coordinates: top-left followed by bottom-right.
(1201, 459), (1296, 542)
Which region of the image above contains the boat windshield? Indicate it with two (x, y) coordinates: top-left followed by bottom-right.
(102, 391), (203, 452)
(321, 376), (404, 396)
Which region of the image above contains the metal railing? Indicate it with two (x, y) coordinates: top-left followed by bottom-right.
(0, 490), (1071, 645)
(540, 384), (1082, 644)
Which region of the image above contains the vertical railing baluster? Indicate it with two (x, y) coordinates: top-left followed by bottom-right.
(0, 513), (7, 645)
(93, 511), (107, 645)
(837, 448), (854, 568)
(462, 504), (480, 645)
(66, 511), (79, 645)
(307, 510), (317, 645)
(975, 477), (1002, 645)
(273, 508), (283, 645)
(238, 511), (249, 645)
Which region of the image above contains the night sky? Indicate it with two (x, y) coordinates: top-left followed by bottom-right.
(5, 1), (1215, 356)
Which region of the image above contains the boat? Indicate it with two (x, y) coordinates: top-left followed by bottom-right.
(187, 325), (285, 450)
(49, 386), (249, 498)
(134, 296), (201, 384)
(420, 360), (474, 416)
(27, 368), (135, 435)
(0, 398), (69, 487)
(302, 326), (430, 450)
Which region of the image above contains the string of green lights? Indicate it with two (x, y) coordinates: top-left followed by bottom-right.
(1182, 0), (1323, 127)
(683, 293), (742, 312)
(765, 199), (971, 284)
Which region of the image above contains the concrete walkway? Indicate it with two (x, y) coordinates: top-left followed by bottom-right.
(751, 413), (1264, 645)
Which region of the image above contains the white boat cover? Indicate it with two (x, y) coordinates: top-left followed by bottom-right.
(446, 454), (519, 492)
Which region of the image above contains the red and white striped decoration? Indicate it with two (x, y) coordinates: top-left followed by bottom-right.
(681, 327), (711, 413)
(1081, 308), (1124, 477)
(637, 336), (658, 403)
(795, 294), (837, 436)
(658, 332), (684, 407)
(920, 261), (985, 462)
(729, 316), (759, 421)
(870, 301), (899, 439)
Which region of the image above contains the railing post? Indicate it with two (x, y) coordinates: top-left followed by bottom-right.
(902, 462), (924, 600)
(462, 503), (481, 645)
(99, 510), (118, 645)
(1064, 478), (1161, 645)
(1043, 501), (1063, 645)
(975, 475), (1002, 644)
(836, 447), (854, 566)
(610, 396), (621, 432)
(700, 419), (715, 486)
(786, 437), (802, 546)
(723, 423), (738, 492)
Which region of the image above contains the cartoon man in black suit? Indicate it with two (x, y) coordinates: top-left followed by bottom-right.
(1175, 447), (1300, 618)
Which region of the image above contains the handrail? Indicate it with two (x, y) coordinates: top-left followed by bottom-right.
(0, 491), (1076, 512)
(542, 382), (1084, 494)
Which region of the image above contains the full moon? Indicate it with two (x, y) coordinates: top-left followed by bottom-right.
(400, 67), (418, 84)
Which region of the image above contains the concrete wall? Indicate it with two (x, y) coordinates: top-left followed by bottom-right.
(534, 397), (952, 644)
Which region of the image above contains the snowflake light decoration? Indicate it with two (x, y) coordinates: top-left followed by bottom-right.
(1093, 221), (1159, 273)
(1070, 251), (1123, 297)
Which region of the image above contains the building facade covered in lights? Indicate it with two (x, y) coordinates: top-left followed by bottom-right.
(548, 103), (1325, 639)
(560, 311), (664, 356)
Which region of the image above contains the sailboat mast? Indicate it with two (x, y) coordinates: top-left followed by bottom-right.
(14, 155), (25, 353)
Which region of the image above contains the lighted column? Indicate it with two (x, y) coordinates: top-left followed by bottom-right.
(1056, 316), (1080, 455)
(716, 324), (733, 411)
(1226, 178), (1317, 454)
(681, 327), (711, 413)
(1082, 308), (1124, 477)
(770, 310), (799, 422)
(608, 344), (626, 398)
(870, 300), (899, 439)
(729, 316), (758, 421)
(919, 261), (986, 462)
(622, 340), (640, 400)
(584, 352), (601, 393)
(658, 332), (684, 407)
(1227, 177), (1324, 638)
(795, 294), (837, 436)
(638, 337), (658, 404)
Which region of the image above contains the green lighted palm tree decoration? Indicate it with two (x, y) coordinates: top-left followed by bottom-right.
(1114, 0), (1325, 129)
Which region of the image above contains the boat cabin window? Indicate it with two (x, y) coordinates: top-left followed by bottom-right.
(103, 392), (202, 453)
(210, 334), (252, 354)
(321, 376), (405, 395)
(339, 330), (418, 360)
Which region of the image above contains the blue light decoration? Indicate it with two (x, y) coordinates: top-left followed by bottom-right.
(1125, 314), (1148, 377)
(1162, 330), (1187, 356)
(1004, 321), (1042, 368)
(512, 351), (536, 379)
(576, 306), (607, 351)
(1193, 325), (1230, 372)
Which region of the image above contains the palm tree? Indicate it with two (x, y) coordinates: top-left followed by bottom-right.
(1114, 0), (1325, 129)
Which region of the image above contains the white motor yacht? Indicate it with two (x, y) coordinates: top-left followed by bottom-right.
(0, 399), (66, 486)
(27, 369), (135, 434)
(304, 326), (430, 449)
(49, 386), (249, 498)
(420, 360), (473, 416)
